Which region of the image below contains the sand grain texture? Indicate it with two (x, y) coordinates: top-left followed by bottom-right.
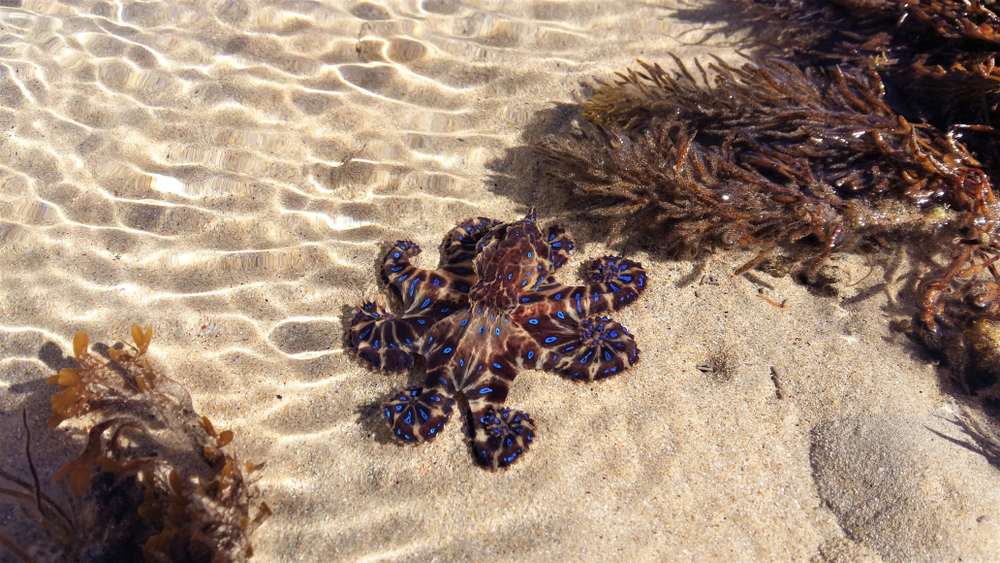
(0, 1), (999, 562)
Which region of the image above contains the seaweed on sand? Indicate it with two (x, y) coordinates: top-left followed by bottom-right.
(679, 0), (899, 65)
(712, 1), (1000, 167)
(540, 56), (990, 285)
(0, 325), (270, 563)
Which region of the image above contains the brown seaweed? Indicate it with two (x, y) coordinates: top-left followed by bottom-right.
(0, 326), (270, 562)
(713, 0), (1000, 166)
(542, 57), (989, 284)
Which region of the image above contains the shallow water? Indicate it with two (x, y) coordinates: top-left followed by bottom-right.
(2, 1), (995, 562)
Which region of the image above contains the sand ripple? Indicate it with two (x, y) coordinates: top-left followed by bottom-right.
(3, 1), (997, 562)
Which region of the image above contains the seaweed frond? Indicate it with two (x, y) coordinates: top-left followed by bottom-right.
(545, 57), (988, 276)
(0, 325), (271, 562)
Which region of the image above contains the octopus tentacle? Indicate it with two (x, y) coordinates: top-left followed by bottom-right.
(587, 256), (647, 311)
(546, 315), (639, 380)
(512, 256), (647, 319)
(348, 296), (421, 371)
(463, 344), (536, 470)
(382, 382), (456, 443)
(512, 304), (640, 380)
(382, 241), (470, 322)
(543, 226), (575, 278)
(471, 406), (535, 470)
(440, 217), (501, 280)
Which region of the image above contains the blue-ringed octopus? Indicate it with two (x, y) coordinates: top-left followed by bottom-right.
(348, 208), (647, 470)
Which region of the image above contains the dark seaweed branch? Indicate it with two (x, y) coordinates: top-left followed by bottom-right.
(542, 57), (987, 281)
(706, 1), (1000, 163)
(0, 326), (271, 562)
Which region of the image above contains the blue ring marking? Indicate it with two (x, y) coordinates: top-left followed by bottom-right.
(545, 336), (557, 343)
(527, 350), (534, 359)
(495, 328), (501, 336)
(557, 311), (565, 319)
(433, 278), (441, 286)
(580, 351), (593, 364)
(479, 387), (492, 394)
(527, 252), (532, 258)
(397, 274), (409, 281)
(443, 347), (452, 354)
(461, 319), (468, 326)
(393, 252), (401, 258)
(492, 362), (502, 369)
(417, 318), (426, 325)
(358, 327), (371, 340)
(528, 318), (539, 325)
(421, 298), (431, 308)
(459, 358), (464, 366)
(555, 293), (562, 300)
(479, 327), (485, 334)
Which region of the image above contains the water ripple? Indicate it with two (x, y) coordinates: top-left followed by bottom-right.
(0, 1), (777, 562)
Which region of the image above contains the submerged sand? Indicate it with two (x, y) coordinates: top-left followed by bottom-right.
(1, 1), (999, 561)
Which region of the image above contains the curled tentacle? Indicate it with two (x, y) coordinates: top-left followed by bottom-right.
(515, 306), (640, 380)
(382, 386), (456, 443)
(382, 240), (471, 321)
(471, 407), (535, 470)
(547, 315), (639, 381)
(512, 255), (647, 320)
(440, 217), (502, 279)
(544, 226), (575, 276)
(348, 297), (420, 371)
(586, 256), (648, 310)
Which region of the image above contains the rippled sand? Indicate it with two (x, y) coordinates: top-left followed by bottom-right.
(2, 1), (1000, 562)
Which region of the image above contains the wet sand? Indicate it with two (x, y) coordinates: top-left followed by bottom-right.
(1, 1), (999, 561)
